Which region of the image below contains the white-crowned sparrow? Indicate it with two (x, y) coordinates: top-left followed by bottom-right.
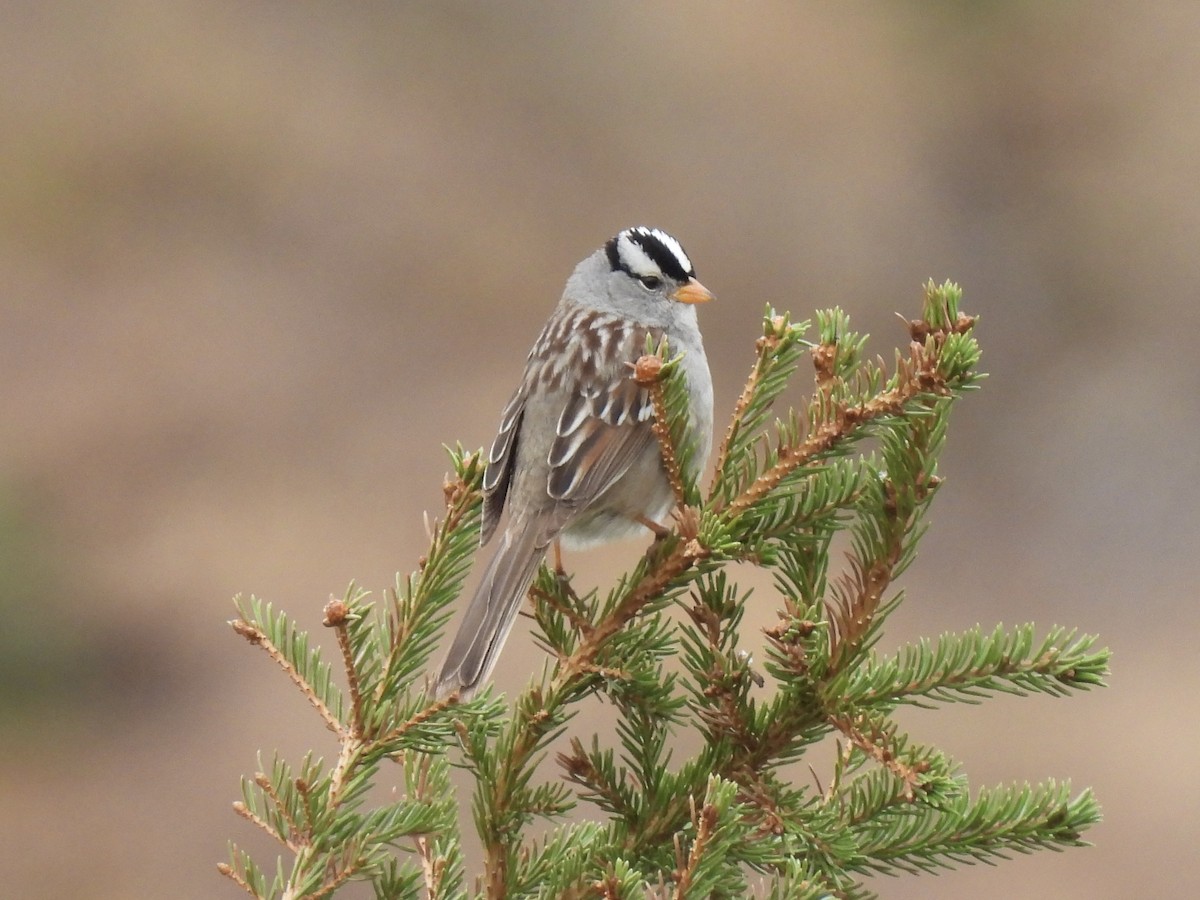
(435, 227), (714, 699)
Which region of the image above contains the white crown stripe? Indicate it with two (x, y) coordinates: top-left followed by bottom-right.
(615, 227), (694, 279)
(616, 233), (660, 279)
(641, 228), (693, 274)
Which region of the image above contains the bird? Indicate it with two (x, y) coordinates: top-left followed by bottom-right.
(434, 226), (714, 699)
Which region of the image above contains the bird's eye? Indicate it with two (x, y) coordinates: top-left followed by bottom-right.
(638, 275), (663, 291)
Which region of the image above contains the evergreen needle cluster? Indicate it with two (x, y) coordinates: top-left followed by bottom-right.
(221, 281), (1107, 899)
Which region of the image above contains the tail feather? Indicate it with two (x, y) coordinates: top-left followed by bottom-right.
(434, 522), (547, 699)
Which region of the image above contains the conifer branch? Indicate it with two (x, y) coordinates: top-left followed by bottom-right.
(324, 598), (364, 738)
(634, 353), (687, 508)
(225, 448), (490, 900)
(230, 616), (344, 736)
(325, 738), (362, 808)
(849, 624), (1109, 707)
(829, 713), (926, 803)
(722, 345), (946, 521)
(414, 833), (446, 899)
(672, 797), (718, 898)
(532, 583), (595, 638)
(853, 781), (1100, 875)
(376, 693), (461, 746)
(216, 857), (258, 896)
(251, 769), (305, 845)
(223, 283), (1107, 898)
(300, 854), (362, 900)
(572, 540), (703, 674)
(557, 737), (640, 820)
(713, 315), (789, 477)
(475, 529), (709, 896)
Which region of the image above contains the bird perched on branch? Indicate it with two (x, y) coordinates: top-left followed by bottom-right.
(435, 227), (715, 699)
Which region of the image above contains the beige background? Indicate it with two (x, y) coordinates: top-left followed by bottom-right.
(2, 3), (1197, 897)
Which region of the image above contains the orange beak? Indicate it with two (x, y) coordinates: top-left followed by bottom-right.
(671, 277), (715, 305)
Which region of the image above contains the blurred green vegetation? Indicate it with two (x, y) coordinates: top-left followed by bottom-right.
(0, 487), (105, 724)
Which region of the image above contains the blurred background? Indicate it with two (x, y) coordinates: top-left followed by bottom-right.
(2, 2), (1197, 897)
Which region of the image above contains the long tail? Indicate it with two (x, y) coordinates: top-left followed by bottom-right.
(434, 520), (547, 699)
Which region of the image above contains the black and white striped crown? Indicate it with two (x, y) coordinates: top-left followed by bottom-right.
(605, 227), (695, 282)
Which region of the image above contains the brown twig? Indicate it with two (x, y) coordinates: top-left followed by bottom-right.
(277, 841), (366, 900)
(564, 541), (701, 681)
(724, 382), (933, 521)
(685, 598), (760, 758)
(826, 554), (898, 673)
(811, 340), (839, 392)
(415, 835), (441, 898)
(327, 736), (364, 808)
(735, 773), (787, 838)
(825, 380), (947, 669)
(251, 771), (307, 847)
(634, 354), (687, 507)
(324, 597), (365, 738)
(231, 619), (344, 736)
(216, 858), (256, 896)
(307, 855), (364, 900)
(711, 326), (782, 479)
(233, 800), (302, 853)
(557, 736), (636, 817)
(828, 713), (925, 803)
(672, 798), (719, 898)
(297, 776), (322, 836)
(376, 694), (460, 747)
(531, 583), (594, 639)
(824, 739), (853, 806)
(407, 755), (448, 898)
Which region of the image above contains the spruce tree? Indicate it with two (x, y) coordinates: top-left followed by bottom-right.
(221, 281), (1106, 899)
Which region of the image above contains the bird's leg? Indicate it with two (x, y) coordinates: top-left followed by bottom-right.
(634, 514), (672, 541)
(551, 539), (584, 609)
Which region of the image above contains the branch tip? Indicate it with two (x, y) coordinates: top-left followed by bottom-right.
(230, 619), (262, 644)
(322, 597), (349, 627)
